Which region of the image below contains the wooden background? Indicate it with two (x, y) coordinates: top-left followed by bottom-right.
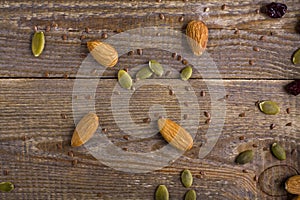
(0, 0), (299, 199)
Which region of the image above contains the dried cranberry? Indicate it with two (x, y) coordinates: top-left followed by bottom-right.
(285, 80), (300, 96)
(264, 2), (287, 18)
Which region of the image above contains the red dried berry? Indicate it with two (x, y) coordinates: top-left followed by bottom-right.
(264, 2), (287, 18)
(286, 80), (300, 96)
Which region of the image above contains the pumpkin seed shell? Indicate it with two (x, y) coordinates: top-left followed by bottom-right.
(0, 182), (14, 192)
(149, 60), (164, 77)
(181, 169), (193, 188)
(271, 143), (286, 160)
(235, 150), (254, 164)
(155, 185), (169, 200)
(258, 101), (280, 115)
(181, 66), (193, 81)
(185, 190), (196, 200)
(32, 31), (45, 57)
(136, 66), (153, 80)
(118, 70), (132, 89)
(292, 48), (300, 65)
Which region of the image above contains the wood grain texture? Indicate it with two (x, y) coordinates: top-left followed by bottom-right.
(0, 0), (299, 78)
(0, 79), (299, 199)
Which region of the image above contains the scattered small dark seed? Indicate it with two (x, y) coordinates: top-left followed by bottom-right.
(286, 122), (292, 126)
(243, 169), (249, 173)
(159, 13), (165, 20)
(101, 32), (108, 39)
(239, 113), (246, 117)
(263, 147), (268, 151)
(165, 71), (171, 76)
(270, 123), (276, 130)
(204, 7), (210, 12)
(177, 55), (182, 61)
(200, 90), (206, 97)
(221, 4), (226, 10)
(63, 73), (69, 79)
(234, 30), (240, 34)
(171, 52), (177, 58)
(169, 89), (175, 95)
(127, 50), (134, 56)
(291, 149), (296, 155)
(253, 47), (260, 52)
(34, 26), (38, 32)
(131, 86), (136, 91)
(22, 135), (27, 141)
(68, 151), (74, 157)
(114, 29), (123, 33)
(239, 136), (245, 140)
(124, 68), (129, 72)
(185, 86), (191, 91)
(252, 144), (258, 148)
(61, 113), (67, 119)
(249, 60), (254, 65)
(3, 169), (9, 176)
(205, 118), (211, 124)
(85, 27), (90, 33)
(137, 49), (143, 55)
(254, 175), (258, 182)
(44, 71), (50, 77)
(80, 35), (86, 40)
(72, 159), (78, 166)
(123, 135), (129, 140)
(156, 32), (161, 36)
(182, 59), (188, 65)
(143, 117), (151, 123)
(195, 174), (202, 179)
(56, 143), (62, 150)
(179, 16), (184, 22)
(183, 114), (188, 120)
(62, 34), (67, 40)
(255, 9), (260, 14)
(122, 147), (128, 151)
(259, 36), (265, 40)
(46, 25), (51, 32)
(204, 111), (210, 118)
(102, 128), (107, 133)
(286, 108), (290, 114)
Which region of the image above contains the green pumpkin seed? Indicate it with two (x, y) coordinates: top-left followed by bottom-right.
(180, 66), (193, 81)
(292, 48), (300, 65)
(32, 31), (45, 57)
(118, 70), (132, 89)
(155, 185), (169, 200)
(258, 101), (280, 115)
(181, 169), (193, 188)
(149, 60), (164, 77)
(0, 182), (14, 192)
(184, 190), (196, 200)
(235, 150), (254, 164)
(136, 66), (153, 80)
(271, 143), (286, 160)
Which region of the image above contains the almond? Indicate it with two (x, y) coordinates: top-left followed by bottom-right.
(285, 175), (300, 195)
(87, 41), (118, 68)
(158, 118), (193, 151)
(186, 20), (208, 56)
(71, 113), (99, 147)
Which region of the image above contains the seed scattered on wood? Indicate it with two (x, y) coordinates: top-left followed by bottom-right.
(72, 159), (78, 166)
(255, 9), (260, 14)
(123, 135), (129, 140)
(200, 90), (206, 97)
(179, 16), (184, 22)
(114, 29), (123, 33)
(242, 169), (249, 173)
(286, 108), (290, 114)
(182, 59), (188, 65)
(291, 149), (297, 155)
(286, 122), (292, 126)
(101, 32), (108, 39)
(165, 71), (171, 76)
(181, 169), (193, 188)
(169, 89), (175, 95)
(221, 4), (227, 10)
(122, 147), (128, 151)
(3, 170), (9, 176)
(177, 55), (182, 61)
(270, 123), (276, 130)
(249, 60), (254, 65)
(253, 46), (260, 52)
(259, 36), (265, 40)
(155, 185), (169, 200)
(63, 73), (69, 79)
(44, 71), (50, 77)
(62, 34), (67, 40)
(80, 35), (86, 40)
(254, 175), (258, 182)
(0, 182), (14, 192)
(205, 118), (211, 124)
(46, 25), (51, 32)
(285, 80), (300, 96)
(252, 144), (258, 148)
(234, 30), (240, 34)
(137, 49), (143, 55)
(159, 13), (165, 20)
(185, 86), (191, 91)
(171, 53), (177, 58)
(239, 113), (246, 117)
(68, 151), (74, 157)
(61, 113), (67, 119)
(271, 143), (286, 160)
(85, 27), (90, 33)
(56, 143), (62, 149)
(204, 111), (210, 118)
(156, 33), (161, 36)
(143, 117), (151, 123)
(263, 146), (268, 151)
(264, 2), (287, 18)
(183, 114), (188, 120)
(204, 7), (210, 12)
(239, 136), (245, 140)
(235, 150), (254, 164)
(127, 50), (134, 56)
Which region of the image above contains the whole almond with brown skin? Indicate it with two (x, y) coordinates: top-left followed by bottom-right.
(87, 41), (118, 67)
(186, 20), (208, 56)
(158, 118), (193, 151)
(71, 113), (99, 147)
(285, 175), (300, 195)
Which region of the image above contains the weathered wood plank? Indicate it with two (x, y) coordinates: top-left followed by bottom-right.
(0, 79), (299, 199)
(0, 0), (299, 78)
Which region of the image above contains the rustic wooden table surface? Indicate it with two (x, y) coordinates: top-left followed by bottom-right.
(0, 0), (299, 199)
